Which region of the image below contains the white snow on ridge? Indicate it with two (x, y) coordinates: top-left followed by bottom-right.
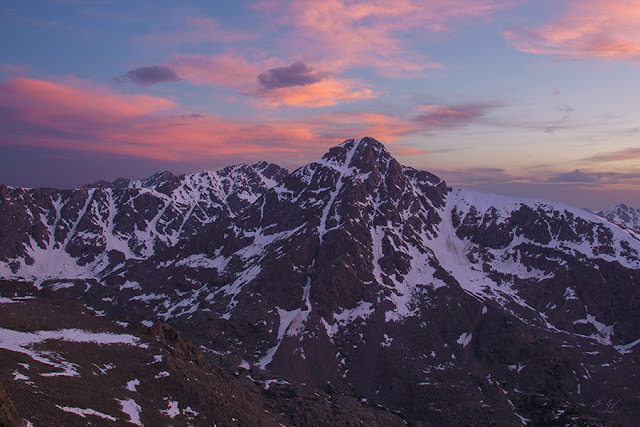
(0, 327), (145, 376)
(615, 337), (640, 354)
(433, 187), (640, 300)
(257, 306), (309, 369)
(176, 253), (228, 270)
(316, 139), (359, 243)
(56, 405), (116, 421)
(428, 191), (505, 303)
(574, 313), (615, 345)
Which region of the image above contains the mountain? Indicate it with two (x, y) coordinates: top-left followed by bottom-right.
(598, 203), (640, 233)
(1, 137), (640, 425)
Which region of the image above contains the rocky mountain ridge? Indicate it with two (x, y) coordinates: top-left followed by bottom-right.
(1, 137), (639, 425)
(597, 203), (640, 233)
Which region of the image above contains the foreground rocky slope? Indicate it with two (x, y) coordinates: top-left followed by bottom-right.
(0, 280), (404, 426)
(1, 137), (639, 425)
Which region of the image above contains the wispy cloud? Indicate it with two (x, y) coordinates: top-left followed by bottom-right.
(544, 104), (575, 134)
(547, 169), (599, 183)
(413, 103), (496, 128)
(0, 63), (30, 75)
(584, 148), (640, 163)
(255, 0), (514, 76)
(170, 53), (273, 89)
(429, 167), (520, 186)
(503, 0), (640, 62)
(545, 168), (640, 185)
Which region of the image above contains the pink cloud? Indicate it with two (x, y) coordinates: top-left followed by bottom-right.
(413, 103), (495, 128)
(314, 112), (420, 142)
(0, 77), (492, 165)
(585, 148), (640, 162)
(0, 77), (342, 162)
(0, 64), (30, 75)
(171, 55), (374, 107)
(0, 77), (176, 121)
(254, 78), (374, 107)
(503, 0), (640, 61)
(260, 0), (514, 76)
(169, 53), (271, 89)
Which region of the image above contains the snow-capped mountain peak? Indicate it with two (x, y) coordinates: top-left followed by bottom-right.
(597, 203), (640, 232)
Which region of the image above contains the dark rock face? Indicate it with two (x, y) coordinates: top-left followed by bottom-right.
(0, 385), (25, 427)
(1, 137), (640, 425)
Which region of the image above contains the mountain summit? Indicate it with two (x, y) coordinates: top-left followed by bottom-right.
(598, 203), (640, 232)
(1, 137), (639, 425)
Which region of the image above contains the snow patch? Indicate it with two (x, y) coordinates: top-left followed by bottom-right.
(161, 400), (180, 419)
(117, 398), (142, 426)
(573, 313), (615, 345)
(457, 332), (472, 347)
(615, 337), (640, 354)
(380, 334), (393, 348)
(0, 327), (144, 376)
(126, 379), (140, 392)
(56, 405), (116, 421)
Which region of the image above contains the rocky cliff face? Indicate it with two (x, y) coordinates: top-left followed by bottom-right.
(1, 137), (639, 425)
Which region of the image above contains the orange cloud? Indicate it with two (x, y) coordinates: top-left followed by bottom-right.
(171, 55), (374, 108)
(1, 77), (176, 121)
(170, 53), (274, 89)
(414, 103), (494, 128)
(0, 77), (339, 162)
(503, 0), (640, 61)
(0, 77), (492, 166)
(255, 78), (374, 107)
(315, 112), (420, 143)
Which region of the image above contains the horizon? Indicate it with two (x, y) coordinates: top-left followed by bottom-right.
(1, 0), (639, 210)
(1, 136), (631, 213)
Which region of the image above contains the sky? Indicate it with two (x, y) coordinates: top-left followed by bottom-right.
(1, 0), (639, 210)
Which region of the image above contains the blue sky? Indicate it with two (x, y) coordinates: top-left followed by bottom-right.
(1, 0), (639, 209)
